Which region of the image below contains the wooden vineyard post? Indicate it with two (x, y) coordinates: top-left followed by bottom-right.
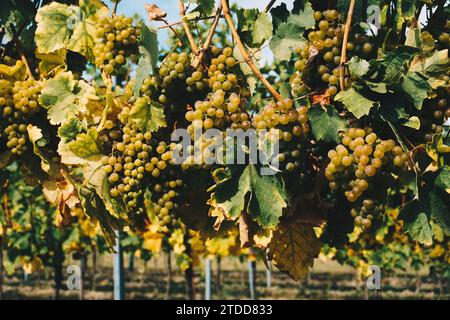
(113, 230), (125, 300)
(204, 258), (212, 300)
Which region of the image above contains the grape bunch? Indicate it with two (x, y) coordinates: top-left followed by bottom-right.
(0, 78), (43, 155)
(422, 88), (449, 141)
(325, 128), (409, 219)
(148, 174), (185, 231)
(291, 9), (375, 97)
(101, 93), (187, 231)
(350, 199), (385, 230)
(184, 47), (247, 131)
(93, 15), (140, 75)
(252, 99), (310, 173)
(158, 52), (191, 102)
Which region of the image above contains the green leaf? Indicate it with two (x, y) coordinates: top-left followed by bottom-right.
(39, 71), (80, 125)
(401, 72), (431, 110)
(252, 12), (272, 45)
(348, 56), (370, 77)
(237, 9), (272, 46)
(35, 2), (78, 54)
(401, 199), (433, 246)
(435, 167), (450, 191)
(287, 1), (315, 30)
(270, 3), (289, 31)
(308, 105), (348, 143)
(270, 23), (307, 61)
(335, 87), (377, 118)
(213, 165), (287, 228)
(134, 24), (158, 96)
(429, 189), (450, 237)
(382, 46), (419, 83)
(58, 118), (84, 143)
(365, 81), (387, 94)
(191, 0), (215, 17)
(129, 99), (166, 133)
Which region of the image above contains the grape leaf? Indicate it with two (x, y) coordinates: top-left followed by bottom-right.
(129, 99), (166, 133)
(99, 176), (127, 221)
(134, 24), (158, 96)
(26, 125), (58, 176)
(401, 72), (431, 110)
(58, 118), (84, 143)
(252, 12), (272, 45)
(78, 185), (120, 248)
(381, 46), (419, 83)
(434, 167), (450, 191)
(35, 1), (107, 58)
(348, 56), (370, 77)
(308, 105), (348, 143)
(191, 0), (215, 17)
(267, 220), (320, 281)
(287, 1), (315, 30)
(68, 127), (103, 161)
(335, 87), (377, 118)
(270, 22), (307, 61)
(270, 3), (289, 31)
(39, 71), (82, 125)
(67, 5), (108, 59)
(212, 165), (287, 229)
(35, 2), (78, 54)
(429, 189), (450, 237)
(401, 199), (433, 246)
(237, 9), (272, 46)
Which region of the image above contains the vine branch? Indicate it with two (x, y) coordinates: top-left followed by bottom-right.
(339, 0), (356, 91)
(179, 0), (199, 55)
(191, 3), (223, 69)
(221, 0), (283, 102)
(162, 19), (184, 47)
(264, 0), (277, 13)
(113, 0), (119, 15)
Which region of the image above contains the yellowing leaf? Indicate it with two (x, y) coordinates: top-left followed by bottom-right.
(35, 1), (108, 59)
(267, 221), (320, 281)
(39, 71), (84, 125)
(35, 2), (79, 54)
